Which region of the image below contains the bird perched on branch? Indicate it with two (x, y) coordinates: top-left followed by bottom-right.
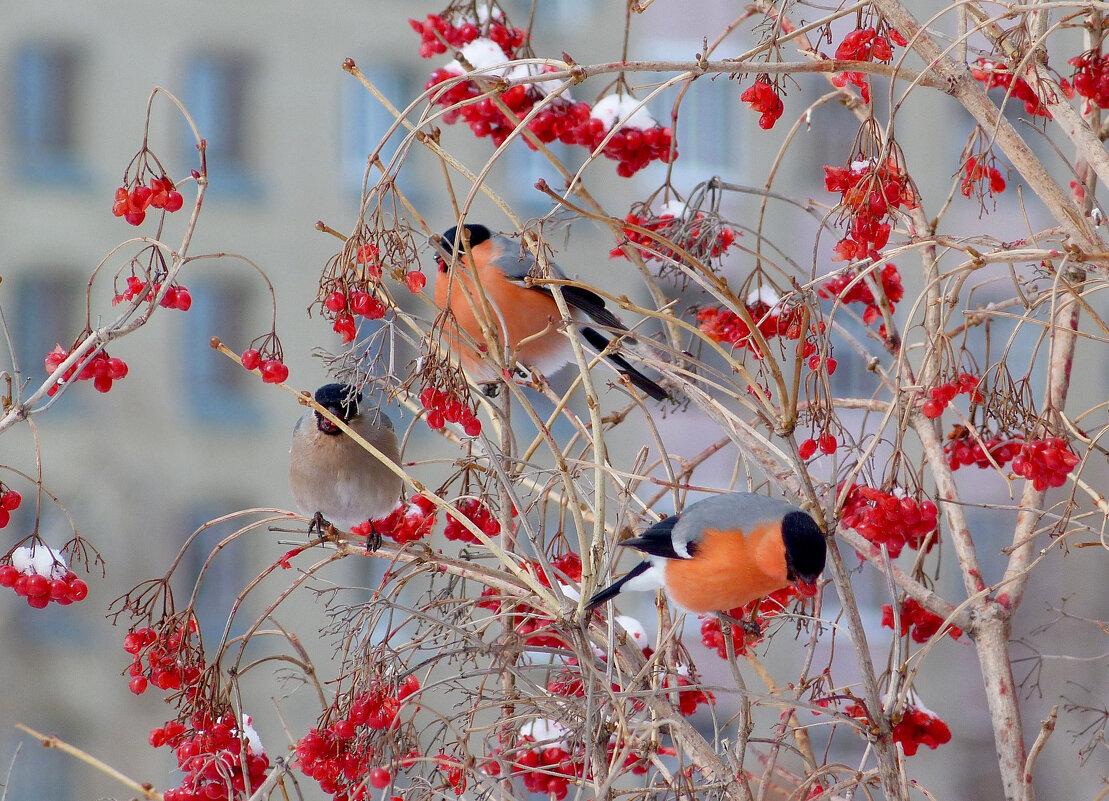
(586, 493), (826, 614)
(289, 383), (402, 549)
(431, 223), (669, 400)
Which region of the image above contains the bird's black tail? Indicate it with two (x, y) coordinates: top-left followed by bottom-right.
(585, 561), (650, 611)
(581, 327), (669, 401)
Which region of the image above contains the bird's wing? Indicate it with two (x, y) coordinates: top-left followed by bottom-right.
(487, 236), (625, 331)
(673, 493), (801, 552)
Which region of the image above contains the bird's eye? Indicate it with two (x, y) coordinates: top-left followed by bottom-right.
(436, 257), (448, 273)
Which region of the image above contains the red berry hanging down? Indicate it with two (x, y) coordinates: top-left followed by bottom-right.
(44, 344), (128, 396)
(610, 199), (737, 264)
(2, 544), (89, 609)
(1011, 437), (1079, 490)
(112, 175), (184, 226)
(830, 26), (906, 103)
(971, 58), (1072, 118)
(881, 596), (963, 642)
(1071, 50), (1109, 109)
(840, 484), (938, 558)
(741, 78), (785, 129)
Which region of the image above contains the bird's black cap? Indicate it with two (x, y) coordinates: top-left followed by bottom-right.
(782, 510), (826, 584)
(439, 224), (492, 258)
(314, 383), (361, 422)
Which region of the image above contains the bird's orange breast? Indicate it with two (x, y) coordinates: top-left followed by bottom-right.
(434, 260), (566, 376)
(663, 522), (790, 613)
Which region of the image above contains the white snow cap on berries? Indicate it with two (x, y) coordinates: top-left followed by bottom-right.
(11, 544), (68, 579)
(237, 714), (265, 755)
(506, 63), (570, 100)
(521, 718), (567, 747)
(746, 286), (782, 307)
(615, 615), (651, 649)
(590, 93), (658, 131)
(445, 38), (510, 76)
(659, 199), (689, 218)
(475, 1), (503, 23)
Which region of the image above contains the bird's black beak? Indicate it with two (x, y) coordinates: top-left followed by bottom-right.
(793, 575), (821, 597)
(315, 409), (343, 435)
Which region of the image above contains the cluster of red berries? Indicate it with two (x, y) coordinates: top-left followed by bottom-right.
(1011, 437), (1079, 490)
(351, 496), (438, 545)
(508, 724), (581, 800)
(478, 552), (580, 649)
(666, 672), (715, 716)
(112, 176), (184, 225)
(294, 678), (418, 800)
(0, 545), (89, 609)
(961, 156), (1007, 198)
(971, 58), (1071, 118)
(153, 712), (270, 801)
(45, 344), (128, 395)
(1070, 50), (1109, 108)
(798, 433), (840, 460)
(409, 13), (526, 59)
(846, 702), (952, 756)
(741, 79), (785, 129)
(419, 386), (482, 436)
(881, 597), (963, 642)
(824, 159), (918, 262)
(819, 262), (904, 335)
(840, 485), (938, 558)
(443, 498), (511, 544)
(123, 620), (203, 696)
(700, 585), (806, 659)
(240, 349), (289, 384)
(0, 486), (22, 528)
(609, 209), (737, 264)
(921, 372), (983, 419)
(325, 287), (387, 343)
(830, 27), (906, 103)
(697, 300), (811, 357)
(943, 426), (1023, 471)
(113, 276), (193, 311)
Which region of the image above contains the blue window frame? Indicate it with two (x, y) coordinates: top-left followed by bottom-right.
(182, 52), (259, 197)
(10, 43), (87, 185)
(7, 272), (85, 414)
(180, 278), (260, 425)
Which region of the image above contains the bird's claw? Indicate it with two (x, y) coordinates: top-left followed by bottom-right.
(365, 523), (382, 553)
(740, 618), (762, 637)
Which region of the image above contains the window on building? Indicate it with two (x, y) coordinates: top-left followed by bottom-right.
(180, 278), (260, 424)
(10, 43), (85, 183)
(183, 52), (258, 197)
(500, 140), (572, 219)
(180, 500), (252, 641)
(339, 67), (418, 201)
(8, 272), (85, 414)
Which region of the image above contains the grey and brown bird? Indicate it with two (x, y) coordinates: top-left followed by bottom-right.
(586, 493), (826, 614)
(432, 223), (669, 400)
(289, 383), (402, 549)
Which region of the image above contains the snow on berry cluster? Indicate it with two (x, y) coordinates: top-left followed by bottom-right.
(477, 552), (580, 649)
(113, 276), (193, 311)
(610, 200), (738, 266)
(961, 155), (1007, 199)
(699, 585), (809, 659)
(697, 291), (813, 357)
(741, 78), (785, 129)
(0, 485), (22, 529)
(839, 484), (938, 558)
(154, 712), (270, 801)
(0, 544), (89, 609)
(112, 175), (184, 226)
(830, 26), (907, 103)
(45, 344), (128, 395)
(443, 497), (514, 544)
(419, 386), (482, 437)
(294, 677), (419, 800)
(818, 262), (904, 336)
(123, 617), (204, 696)
(920, 372), (984, 419)
(845, 700), (952, 756)
(1011, 437), (1079, 490)
(350, 496), (438, 545)
(881, 597), (963, 642)
(416, 12), (674, 176)
(1070, 50), (1109, 108)
(943, 426), (1024, 471)
(824, 158), (918, 263)
(971, 58), (1072, 118)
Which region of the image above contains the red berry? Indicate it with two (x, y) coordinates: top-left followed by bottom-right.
(173, 288), (192, 311)
(818, 433), (837, 454)
(67, 578), (89, 602)
(369, 768), (391, 789)
(106, 357), (128, 380)
(260, 360), (289, 384)
(129, 675), (149, 695)
(325, 291), (347, 313)
(0, 508), (9, 528)
(463, 418), (482, 437)
(27, 594), (50, 609)
(2, 490), (23, 511)
(241, 349), (261, 371)
(164, 191), (184, 212)
(799, 438), (818, 459)
(25, 573), (49, 598)
(0, 565), (18, 587)
(48, 579), (69, 600)
(93, 375), (113, 393)
(405, 271), (427, 293)
(922, 399), (944, 419)
(427, 409), (445, 429)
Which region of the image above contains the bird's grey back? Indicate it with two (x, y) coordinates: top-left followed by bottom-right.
(489, 236), (569, 282)
(673, 493), (803, 548)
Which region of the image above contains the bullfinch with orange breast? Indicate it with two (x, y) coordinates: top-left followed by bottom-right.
(586, 493), (826, 614)
(432, 224), (669, 400)
(289, 383), (402, 549)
